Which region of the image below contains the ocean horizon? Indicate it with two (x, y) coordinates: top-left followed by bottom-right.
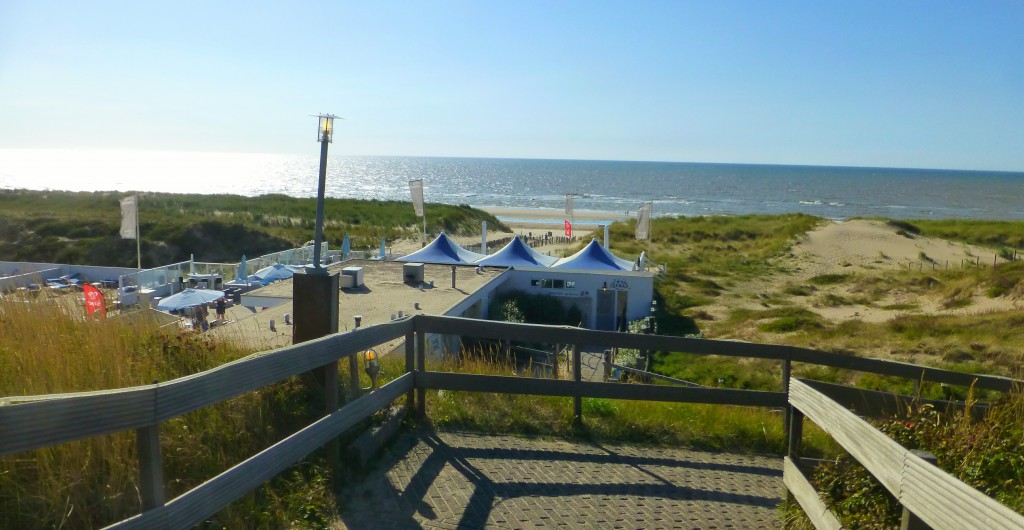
(3, 148), (1024, 222)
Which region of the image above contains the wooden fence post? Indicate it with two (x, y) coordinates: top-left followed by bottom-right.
(603, 349), (613, 380)
(787, 406), (804, 462)
(348, 321), (362, 401)
(901, 450), (937, 530)
(417, 330), (426, 419)
(572, 344), (582, 425)
(406, 331), (415, 413)
(321, 360), (340, 483)
(782, 356), (792, 437)
(136, 424), (165, 511)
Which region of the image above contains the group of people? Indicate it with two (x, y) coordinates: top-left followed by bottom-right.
(190, 297), (228, 332)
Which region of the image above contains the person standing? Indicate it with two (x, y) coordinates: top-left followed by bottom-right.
(216, 297), (226, 322)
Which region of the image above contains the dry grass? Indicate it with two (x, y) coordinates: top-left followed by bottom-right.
(0, 293), (339, 529)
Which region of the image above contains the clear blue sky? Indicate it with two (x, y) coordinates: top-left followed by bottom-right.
(2, 1), (1022, 171)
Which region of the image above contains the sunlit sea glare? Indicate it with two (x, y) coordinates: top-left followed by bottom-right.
(3, 149), (1024, 221)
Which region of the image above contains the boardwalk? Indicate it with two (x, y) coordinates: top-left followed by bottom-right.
(337, 429), (783, 529)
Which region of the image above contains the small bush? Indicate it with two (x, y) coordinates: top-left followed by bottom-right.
(759, 316), (823, 333)
(809, 274), (852, 286)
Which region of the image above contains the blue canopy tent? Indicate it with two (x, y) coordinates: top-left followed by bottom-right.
(474, 236), (558, 267)
(552, 239), (636, 271)
(395, 233), (483, 265)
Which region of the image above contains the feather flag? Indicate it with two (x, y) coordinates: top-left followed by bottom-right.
(635, 202), (652, 240)
(409, 179), (424, 217)
(83, 284), (106, 318)
(564, 220), (572, 238)
(565, 194), (574, 217)
(119, 196), (138, 239)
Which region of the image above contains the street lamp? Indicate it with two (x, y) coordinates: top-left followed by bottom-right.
(363, 348), (381, 390)
(311, 113), (340, 273)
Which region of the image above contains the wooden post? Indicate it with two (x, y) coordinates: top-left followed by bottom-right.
(136, 424), (165, 511)
(572, 344), (582, 424)
(405, 331), (415, 413)
(782, 357), (792, 437)
(348, 351), (360, 401)
(603, 349), (612, 380)
(551, 344), (559, 379)
(787, 407), (804, 462)
(417, 330), (426, 419)
(323, 360), (340, 480)
(901, 450), (938, 530)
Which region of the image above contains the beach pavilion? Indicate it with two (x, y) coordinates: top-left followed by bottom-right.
(551, 239), (637, 271)
(474, 236), (558, 268)
(395, 233), (484, 265)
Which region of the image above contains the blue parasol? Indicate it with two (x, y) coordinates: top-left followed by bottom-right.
(157, 289), (225, 311)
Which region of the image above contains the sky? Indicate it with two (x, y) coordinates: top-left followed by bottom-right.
(1, 1), (1023, 171)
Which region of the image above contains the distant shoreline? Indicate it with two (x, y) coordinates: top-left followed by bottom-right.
(480, 206), (631, 233)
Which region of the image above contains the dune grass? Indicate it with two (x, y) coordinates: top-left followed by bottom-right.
(0, 189), (507, 267)
(0, 293), (341, 529)
(608, 214), (822, 320)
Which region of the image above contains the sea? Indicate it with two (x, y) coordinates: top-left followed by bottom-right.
(2, 148), (1024, 223)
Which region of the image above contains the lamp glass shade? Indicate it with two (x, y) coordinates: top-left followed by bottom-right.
(363, 349), (379, 368)
(318, 115), (334, 143)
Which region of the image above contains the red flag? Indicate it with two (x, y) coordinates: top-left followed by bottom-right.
(83, 284), (106, 318)
(564, 220), (572, 238)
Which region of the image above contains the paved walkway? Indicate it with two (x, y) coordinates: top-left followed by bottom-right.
(337, 429), (784, 529)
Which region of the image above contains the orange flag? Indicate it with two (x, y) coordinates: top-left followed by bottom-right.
(83, 284), (106, 318)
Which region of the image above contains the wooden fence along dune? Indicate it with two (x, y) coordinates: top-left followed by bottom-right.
(1, 315), (1021, 529)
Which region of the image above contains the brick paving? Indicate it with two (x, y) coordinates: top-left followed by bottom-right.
(337, 429), (783, 529)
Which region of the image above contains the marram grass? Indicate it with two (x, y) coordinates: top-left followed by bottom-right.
(0, 293), (339, 529)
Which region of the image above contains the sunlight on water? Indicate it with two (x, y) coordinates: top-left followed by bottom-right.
(3, 148), (1024, 220)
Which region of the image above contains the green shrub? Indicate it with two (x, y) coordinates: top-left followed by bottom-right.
(809, 274), (851, 286)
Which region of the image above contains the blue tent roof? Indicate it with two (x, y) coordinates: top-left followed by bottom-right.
(552, 239), (636, 271)
(474, 236), (558, 267)
(395, 233), (484, 264)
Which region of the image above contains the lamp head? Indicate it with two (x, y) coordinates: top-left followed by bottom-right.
(316, 113), (340, 143)
(363, 349), (379, 370)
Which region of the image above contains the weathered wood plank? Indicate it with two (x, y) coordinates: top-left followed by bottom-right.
(417, 372), (787, 407)
(0, 386), (156, 455)
(1, 320), (411, 455)
(417, 315), (794, 360)
(107, 373), (414, 530)
(800, 379), (989, 420)
(786, 347), (1016, 392)
(417, 315), (1019, 391)
(155, 319), (410, 421)
(783, 457), (842, 530)
(902, 451), (1024, 530)
(789, 378), (905, 493)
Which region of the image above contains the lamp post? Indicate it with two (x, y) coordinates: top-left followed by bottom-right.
(312, 113), (339, 274)
(363, 348), (381, 390)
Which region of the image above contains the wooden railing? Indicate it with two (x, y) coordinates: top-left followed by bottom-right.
(1, 315), (1020, 529)
(786, 378), (1024, 529)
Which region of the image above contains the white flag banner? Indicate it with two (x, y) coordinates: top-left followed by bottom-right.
(410, 179), (424, 217)
(120, 196), (138, 239)
(565, 194), (574, 217)
(635, 202), (652, 240)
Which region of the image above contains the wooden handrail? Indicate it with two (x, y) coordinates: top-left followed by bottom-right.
(787, 378), (1024, 529)
(3, 315), (1021, 528)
